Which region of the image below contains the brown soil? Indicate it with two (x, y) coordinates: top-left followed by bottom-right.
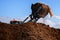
(0, 22), (60, 40)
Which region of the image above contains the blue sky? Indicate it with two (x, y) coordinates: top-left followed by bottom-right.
(0, 0), (60, 28)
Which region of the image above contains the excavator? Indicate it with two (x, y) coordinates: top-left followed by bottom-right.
(10, 2), (53, 24)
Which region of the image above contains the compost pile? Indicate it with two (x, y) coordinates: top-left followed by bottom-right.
(0, 22), (60, 40)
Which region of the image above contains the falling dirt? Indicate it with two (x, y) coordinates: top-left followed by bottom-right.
(0, 22), (60, 40)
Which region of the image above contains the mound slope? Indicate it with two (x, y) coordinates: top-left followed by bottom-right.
(0, 22), (60, 40)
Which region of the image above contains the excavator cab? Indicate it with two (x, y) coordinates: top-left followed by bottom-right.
(10, 19), (23, 24)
